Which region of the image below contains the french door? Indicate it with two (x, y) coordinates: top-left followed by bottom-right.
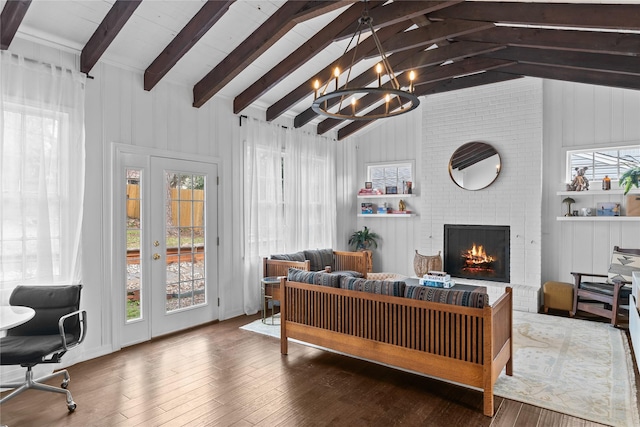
(118, 151), (218, 346)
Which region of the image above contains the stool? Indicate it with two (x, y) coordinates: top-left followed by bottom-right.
(543, 281), (574, 315)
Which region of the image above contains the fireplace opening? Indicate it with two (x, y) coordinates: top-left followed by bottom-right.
(444, 224), (510, 283)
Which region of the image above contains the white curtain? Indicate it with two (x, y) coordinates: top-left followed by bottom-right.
(242, 117), (336, 314)
(0, 50), (86, 295)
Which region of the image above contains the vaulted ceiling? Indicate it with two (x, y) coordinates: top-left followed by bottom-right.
(2, 0), (639, 140)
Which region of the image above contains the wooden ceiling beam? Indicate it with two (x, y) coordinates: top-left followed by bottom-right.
(363, 19), (495, 59)
(0, 0), (31, 50)
(455, 26), (640, 57)
(193, 1), (348, 108)
(393, 41), (506, 74)
(336, 72), (523, 140)
(429, 2), (640, 31)
(233, 1), (385, 115)
(266, 20), (410, 122)
(80, 0), (142, 74)
(144, 0), (235, 92)
(498, 63), (640, 91)
(483, 47), (640, 77)
(415, 57), (515, 87)
(334, 1), (463, 40)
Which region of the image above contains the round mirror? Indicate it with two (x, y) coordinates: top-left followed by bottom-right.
(449, 142), (501, 191)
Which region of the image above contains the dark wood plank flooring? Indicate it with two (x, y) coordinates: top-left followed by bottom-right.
(0, 312), (631, 426)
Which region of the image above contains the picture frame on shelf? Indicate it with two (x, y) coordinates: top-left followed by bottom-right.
(365, 181), (372, 190)
(596, 202), (621, 216)
(385, 186), (398, 194)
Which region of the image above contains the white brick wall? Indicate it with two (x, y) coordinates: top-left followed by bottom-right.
(420, 77), (544, 312)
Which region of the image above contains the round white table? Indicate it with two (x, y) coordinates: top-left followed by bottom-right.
(0, 306), (35, 331)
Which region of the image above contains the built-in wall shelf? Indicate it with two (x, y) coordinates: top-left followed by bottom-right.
(556, 188), (640, 220)
(358, 193), (417, 217)
(357, 194), (414, 199)
(556, 189), (639, 196)
(556, 216), (640, 222)
(358, 213), (416, 218)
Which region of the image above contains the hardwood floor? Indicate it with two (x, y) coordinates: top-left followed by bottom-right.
(0, 313), (622, 426)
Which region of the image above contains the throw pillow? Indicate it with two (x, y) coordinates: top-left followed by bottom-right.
(304, 248), (334, 271)
(404, 286), (488, 308)
(332, 270), (364, 278)
(607, 249), (640, 283)
(287, 268), (316, 284)
(340, 277), (406, 297)
(286, 268), (341, 288)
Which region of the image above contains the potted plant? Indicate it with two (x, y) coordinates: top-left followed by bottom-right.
(348, 226), (380, 251)
(619, 166), (640, 195)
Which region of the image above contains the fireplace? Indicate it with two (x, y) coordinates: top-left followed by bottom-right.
(443, 224), (510, 283)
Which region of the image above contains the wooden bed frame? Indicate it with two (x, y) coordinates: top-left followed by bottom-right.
(279, 278), (513, 416)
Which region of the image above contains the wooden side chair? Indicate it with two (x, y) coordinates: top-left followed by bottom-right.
(571, 246), (640, 327)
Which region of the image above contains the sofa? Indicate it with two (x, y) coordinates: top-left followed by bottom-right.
(263, 248), (371, 278)
(279, 269), (513, 417)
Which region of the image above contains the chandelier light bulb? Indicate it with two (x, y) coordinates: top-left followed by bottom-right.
(314, 79), (320, 99)
(409, 70), (415, 93)
(376, 63), (383, 87)
(351, 97), (356, 114)
(334, 67), (340, 90)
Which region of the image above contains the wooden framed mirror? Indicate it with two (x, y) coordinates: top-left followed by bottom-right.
(449, 142), (501, 191)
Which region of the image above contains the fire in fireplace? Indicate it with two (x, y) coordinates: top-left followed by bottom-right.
(444, 225), (510, 283)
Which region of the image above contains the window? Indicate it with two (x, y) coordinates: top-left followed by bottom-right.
(367, 161), (414, 193)
(566, 145), (640, 183)
(1, 52), (85, 287)
(1, 104), (69, 282)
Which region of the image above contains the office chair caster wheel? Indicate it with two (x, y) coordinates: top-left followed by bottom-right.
(68, 402), (77, 412)
(61, 379), (69, 388)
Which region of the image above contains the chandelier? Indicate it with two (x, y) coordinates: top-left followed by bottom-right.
(311, 4), (420, 121)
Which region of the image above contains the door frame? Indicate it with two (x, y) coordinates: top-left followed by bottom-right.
(107, 143), (221, 351)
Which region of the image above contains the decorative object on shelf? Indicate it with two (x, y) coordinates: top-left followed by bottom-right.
(596, 202), (621, 216)
(358, 187), (383, 195)
(602, 175), (611, 190)
(627, 194), (640, 217)
(580, 207), (593, 217)
(365, 181), (372, 190)
(385, 186), (398, 194)
(449, 142), (501, 191)
(406, 181), (412, 194)
(360, 202), (373, 214)
(348, 226), (380, 251)
(310, 2), (419, 121)
(620, 167), (640, 195)
(562, 197), (576, 216)
(398, 199), (406, 211)
(413, 250), (443, 277)
(567, 167), (589, 191)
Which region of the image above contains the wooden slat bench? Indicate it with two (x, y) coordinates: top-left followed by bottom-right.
(280, 277), (513, 416)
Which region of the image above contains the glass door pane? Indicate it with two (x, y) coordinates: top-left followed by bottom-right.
(164, 172), (207, 313)
(126, 169), (142, 322)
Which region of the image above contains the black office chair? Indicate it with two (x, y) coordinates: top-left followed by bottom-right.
(0, 285), (86, 412)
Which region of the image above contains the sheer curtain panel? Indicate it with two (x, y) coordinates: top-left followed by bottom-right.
(0, 51), (86, 292)
(242, 118), (337, 314)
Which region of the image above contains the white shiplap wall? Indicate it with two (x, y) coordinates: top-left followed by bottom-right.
(542, 80), (640, 285)
(347, 107), (423, 275)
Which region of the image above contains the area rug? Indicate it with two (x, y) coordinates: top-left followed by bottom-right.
(240, 311), (639, 426)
